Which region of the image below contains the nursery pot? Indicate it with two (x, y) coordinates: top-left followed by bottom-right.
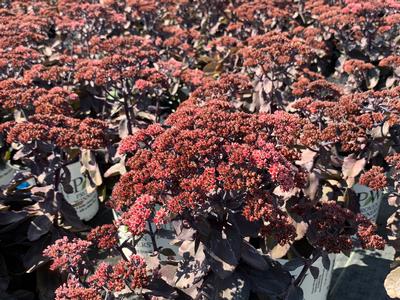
(113, 208), (180, 258)
(0, 161), (16, 186)
(280, 254), (336, 300)
(59, 161), (99, 221)
(352, 184), (383, 222)
(0, 161), (35, 189)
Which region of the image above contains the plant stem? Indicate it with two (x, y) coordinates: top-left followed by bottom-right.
(54, 149), (64, 191)
(123, 96), (133, 135)
(155, 98), (160, 123)
(117, 245), (130, 262)
(293, 251), (322, 287)
(147, 220), (158, 252)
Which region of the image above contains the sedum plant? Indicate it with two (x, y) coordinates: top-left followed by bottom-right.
(44, 81), (384, 300)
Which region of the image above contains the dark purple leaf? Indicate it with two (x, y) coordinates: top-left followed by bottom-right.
(205, 226), (241, 279)
(145, 278), (178, 298)
(343, 188), (360, 214)
(27, 215), (52, 241)
(58, 192), (88, 231)
(172, 220), (196, 241)
(286, 285), (304, 300)
(231, 213), (261, 238)
(321, 252), (330, 270)
(283, 258), (304, 272)
(9, 290), (34, 300)
(197, 272), (250, 300)
(0, 254), (9, 292)
(241, 263), (291, 296)
(194, 217), (211, 238)
(13, 144), (35, 161)
(309, 266), (319, 280)
(36, 267), (61, 300)
(0, 211), (27, 225)
(241, 241), (269, 271)
(23, 235), (51, 273)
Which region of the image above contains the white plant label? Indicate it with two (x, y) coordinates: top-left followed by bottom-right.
(352, 184), (382, 222)
(60, 161), (99, 221)
(113, 209), (179, 258)
(281, 254), (336, 300)
(135, 222), (178, 256)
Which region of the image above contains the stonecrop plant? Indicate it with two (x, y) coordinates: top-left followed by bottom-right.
(1, 0), (400, 299)
(44, 92), (384, 299)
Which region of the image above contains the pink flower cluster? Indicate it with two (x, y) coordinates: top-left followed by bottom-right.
(111, 90), (306, 244)
(43, 237), (91, 272)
